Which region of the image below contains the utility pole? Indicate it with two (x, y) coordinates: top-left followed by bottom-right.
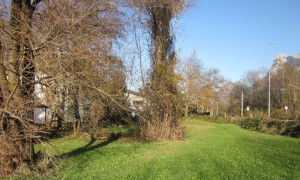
(281, 69), (286, 108)
(281, 88), (286, 108)
(216, 100), (219, 116)
(268, 42), (276, 117)
(241, 91), (244, 117)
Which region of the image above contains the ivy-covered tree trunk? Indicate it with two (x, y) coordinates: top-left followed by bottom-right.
(143, 3), (184, 141)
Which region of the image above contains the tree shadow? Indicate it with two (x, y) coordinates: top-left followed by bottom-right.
(281, 124), (300, 138)
(59, 132), (121, 158)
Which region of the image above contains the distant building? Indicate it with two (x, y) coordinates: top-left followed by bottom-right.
(126, 90), (146, 117)
(33, 74), (48, 123)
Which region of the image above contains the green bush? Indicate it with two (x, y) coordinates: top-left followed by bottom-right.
(240, 117), (262, 131)
(240, 116), (300, 138)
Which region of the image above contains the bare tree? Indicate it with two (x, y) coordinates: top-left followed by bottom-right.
(178, 51), (203, 117)
(0, 0), (127, 174)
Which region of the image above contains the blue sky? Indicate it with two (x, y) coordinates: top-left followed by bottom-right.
(176, 0), (300, 82)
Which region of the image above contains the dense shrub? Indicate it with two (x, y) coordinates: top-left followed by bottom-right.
(239, 116), (300, 138)
(282, 124), (300, 138)
(240, 117), (262, 131)
(198, 113), (300, 138)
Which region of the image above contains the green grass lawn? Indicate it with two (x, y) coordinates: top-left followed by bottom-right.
(39, 119), (300, 179)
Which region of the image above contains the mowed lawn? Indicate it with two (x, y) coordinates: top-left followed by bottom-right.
(43, 119), (300, 179)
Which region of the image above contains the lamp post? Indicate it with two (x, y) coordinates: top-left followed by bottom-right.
(268, 42), (276, 117)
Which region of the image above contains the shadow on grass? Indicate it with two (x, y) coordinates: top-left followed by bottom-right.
(59, 133), (121, 158)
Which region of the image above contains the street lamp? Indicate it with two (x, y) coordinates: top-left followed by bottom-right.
(268, 42), (276, 117)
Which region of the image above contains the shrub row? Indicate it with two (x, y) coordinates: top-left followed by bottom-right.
(239, 117), (300, 138)
(198, 114), (300, 138)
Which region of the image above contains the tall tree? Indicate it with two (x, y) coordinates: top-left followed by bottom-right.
(130, 0), (190, 140)
(178, 51), (203, 117)
(32, 0), (126, 131)
(0, 0), (126, 173)
(0, 0), (42, 172)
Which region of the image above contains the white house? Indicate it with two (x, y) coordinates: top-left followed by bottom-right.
(126, 90), (146, 117)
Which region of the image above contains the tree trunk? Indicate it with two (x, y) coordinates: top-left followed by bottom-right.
(0, 0), (40, 172)
(0, 41), (10, 105)
(184, 103), (189, 118)
(73, 87), (82, 134)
